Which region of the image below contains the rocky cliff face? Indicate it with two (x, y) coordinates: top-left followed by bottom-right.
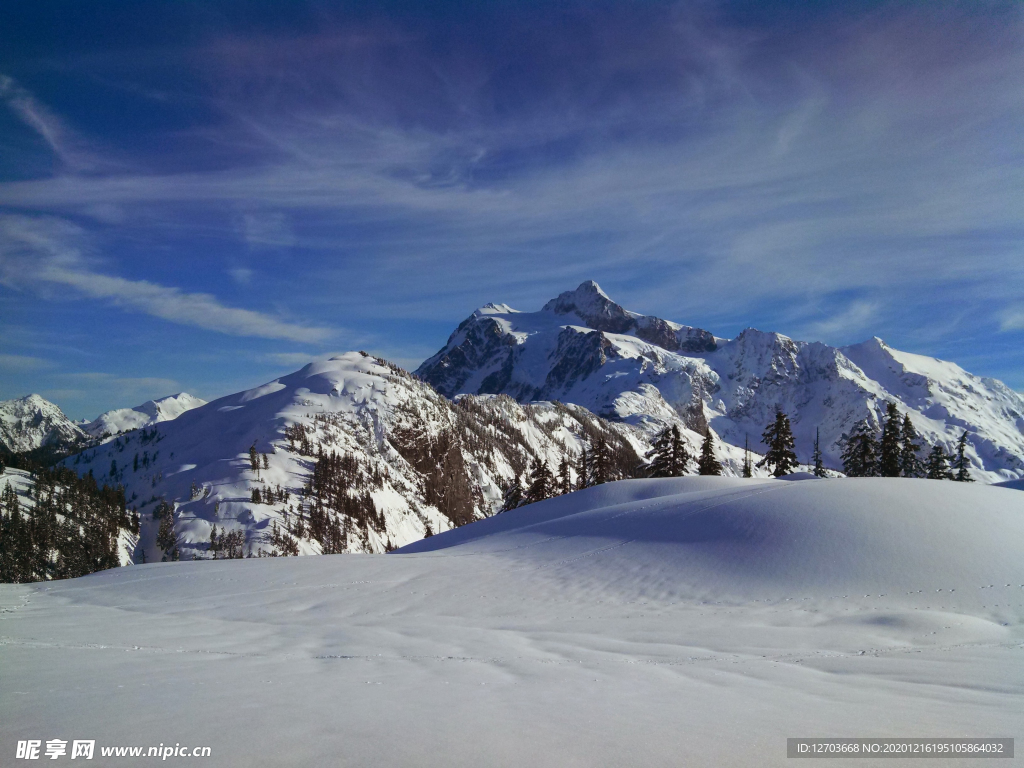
(418, 282), (1024, 482)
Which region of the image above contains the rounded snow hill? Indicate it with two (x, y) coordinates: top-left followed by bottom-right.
(399, 476), (1024, 601)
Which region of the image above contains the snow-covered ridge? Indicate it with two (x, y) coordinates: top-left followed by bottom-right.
(62, 352), (648, 562)
(85, 393), (206, 437)
(417, 281), (1024, 483)
(0, 394), (86, 453)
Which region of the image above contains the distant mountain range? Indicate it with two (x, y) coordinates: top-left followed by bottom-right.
(2, 280), (1023, 564)
(418, 281), (1024, 483)
(0, 392), (206, 455)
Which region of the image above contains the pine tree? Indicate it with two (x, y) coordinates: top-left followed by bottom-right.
(758, 408), (798, 477)
(742, 435), (753, 478)
(953, 431), (974, 482)
(558, 456), (572, 496)
(878, 403), (902, 477)
(262, 453), (269, 471)
(592, 438), (610, 485)
(576, 445), (591, 490)
(647, 426), (689, 477)
(500, 480), (523, 513)
(898, 415), (924, 478)
(697, 431), (723, 476)
(647, 427), (673, 478)
(925, 444), (953, 480)
(812, 428), (826, 477)
(155, 501), (177, 561)
(841, 420), (879, 477)
(249, 444), (260, 480)
(524, 460), (554, 505)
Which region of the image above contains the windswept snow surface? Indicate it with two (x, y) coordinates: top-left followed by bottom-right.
(2, 477), (1021, 767)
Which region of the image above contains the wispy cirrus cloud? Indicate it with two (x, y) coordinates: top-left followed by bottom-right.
(0, 214), (333, 343)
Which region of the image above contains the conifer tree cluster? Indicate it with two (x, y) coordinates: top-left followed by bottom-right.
(304, 448), (385, 553)
(646, 426), (691, 477)
(839, 403), (970, 481)
(1, 465), (138, 583)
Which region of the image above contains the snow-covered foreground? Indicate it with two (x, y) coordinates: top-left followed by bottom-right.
(2, 477), (1022, 767)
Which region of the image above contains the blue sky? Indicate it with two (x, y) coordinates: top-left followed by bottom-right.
(1, 1), (1022, 419)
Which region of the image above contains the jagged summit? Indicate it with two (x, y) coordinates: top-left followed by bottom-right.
(0, 394), (86, 454)
(418, 283), (1024, 483)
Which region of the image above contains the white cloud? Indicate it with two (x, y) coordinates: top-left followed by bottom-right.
(0, 214), (333, 344)
(0, 74), (101, 171)
(0, 353), (52, 371)
(228, 267), (254, 285)
(1000, 309), (1024, 332)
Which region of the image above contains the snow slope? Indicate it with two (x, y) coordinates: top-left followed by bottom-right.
(63, 352), (647, 562)
(418, 281), (1024, 482)
(85, 393), (206, 438)
(2, 477), (1020, 766)
(0, 394), (86, 453)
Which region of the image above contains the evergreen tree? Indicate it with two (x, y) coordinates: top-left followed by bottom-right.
(925, 444), (954, 480)
(953, 431), (974, 482)
(742, 435), (753, 478)
(249, 444), (260, 480)
(812, 428), (826, 478)
(592, 438), (610, 485)
(758, 408), (798, 477)
(841, 420), (879, 477)
(697, 431), (723, 476)
(647, 425), (690, 478)
(576, 445), (591, 491)
(647, 426), (674, 478)
(898, 415), (924, 478)
(524, 460), (554, 505)
(261, 453), (269, 471)
(500, 480), (523, 513)
(155, 501), (177, 561)
(558, 456), (572, 496)
(878, 403), (902, 477)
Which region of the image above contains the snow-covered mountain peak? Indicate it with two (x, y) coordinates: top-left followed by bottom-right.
(0, 394), (86, 454)
(542, 280), (625, 324)
(86, 392), (207, 438)
(475, 302), (519, 317)
(418, 283), (1024, 483)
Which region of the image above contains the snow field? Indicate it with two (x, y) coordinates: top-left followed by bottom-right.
(2, 476), (1022, 766)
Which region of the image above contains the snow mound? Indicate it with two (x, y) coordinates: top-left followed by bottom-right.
(401, 477), (1024, 599)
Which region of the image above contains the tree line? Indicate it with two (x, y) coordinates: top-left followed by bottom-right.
(0, 458), (138, 583)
